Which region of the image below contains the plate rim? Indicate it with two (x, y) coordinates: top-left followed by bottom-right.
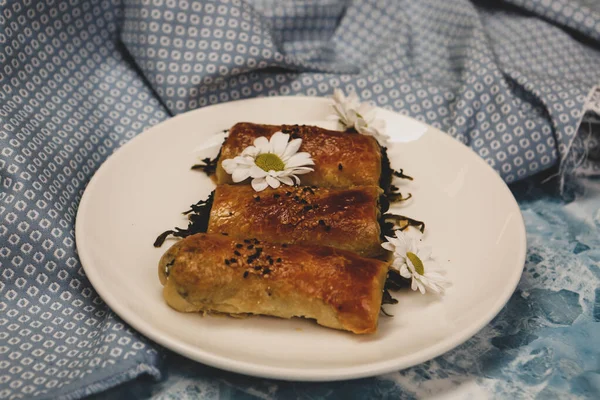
(75, 96), (527, 381)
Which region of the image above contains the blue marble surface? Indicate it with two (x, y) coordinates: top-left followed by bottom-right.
(89, 173), (600, 400)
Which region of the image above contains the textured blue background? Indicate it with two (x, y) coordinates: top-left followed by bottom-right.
(1, 0), (599, 398)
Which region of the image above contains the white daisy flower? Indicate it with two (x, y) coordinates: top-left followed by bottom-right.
(353, 104), (388, 145)
(329, 88), (389, 145)
(330, 88), (362, 128)
(221, 131), (314, 192)
(381, 229), (450, 295)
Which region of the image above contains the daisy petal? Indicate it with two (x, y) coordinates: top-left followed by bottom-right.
(281, 138), (302, 161)
(393, 243), (409, 256)
(332, 88), (345, 103)
(358, 102), (375, 118)
(290, 167), (313, 175)
(251, 177), (269, 192)
(241, 146), (259, 158)
(411, 278), (419, 292)
(233, 155), (255, 166)
(346, 91), (360, 107)
(381, 242), (395, 252)
(384, 235), (397, 244)
(427, 283), (443, 294)
(266, 175), (281, 189)
(253, 136), (269, 152)
(423, 270), (445, 281)
(249, 165), (268, 178)
(277, 175), (294, 186)
(231, 167), (250, 183)
(399, 264), (411, 279)
(221, 159), (237, 174)
(333, 106), (349, 122)
(392, 258), (404, 269)
(286, 153), (315, 168)
(270, 132), (289, 156)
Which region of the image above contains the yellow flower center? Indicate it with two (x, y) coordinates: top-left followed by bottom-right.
(406, 252), (424, 275)
(255, 153), (285, 172)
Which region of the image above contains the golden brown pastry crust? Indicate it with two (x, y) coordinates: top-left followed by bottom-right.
(158, 233), (389, 334)
(215, 123), (382, 188)
(207, 184), (384, 257)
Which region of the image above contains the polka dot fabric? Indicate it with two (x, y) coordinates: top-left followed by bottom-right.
(0, 1), (167, 399)
(120, 0), (600, 183)
(1, 0), (599, 399)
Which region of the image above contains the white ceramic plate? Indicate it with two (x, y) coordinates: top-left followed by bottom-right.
(76, 97), (526, 381)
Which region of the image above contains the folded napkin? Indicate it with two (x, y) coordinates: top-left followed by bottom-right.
(1, 0), (599, 398)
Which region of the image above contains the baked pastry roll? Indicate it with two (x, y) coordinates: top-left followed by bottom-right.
(158, 233), (389, 334)
(207, 184), (384, 258)
(215, 123), (382, 188)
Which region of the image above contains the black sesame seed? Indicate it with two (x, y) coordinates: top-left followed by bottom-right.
(254, 196), (260, 202)
(269, 259), (274, 265)
(244, 239), (251, 243)
(276, 258), (282, 263)
(243, 271), (249, 278)
(263, 268), (271, 275)
(318, 219), (325, 225)
(300, 199), (308, 204)
(274, 194), (280, 198)
(221, 232), (228, 236)
(285, 192), (291, 196)
(338, 163), (343, 170)
(230, 258), (237, 263)
(247, 244), (254, 250)
(236, 243), (243, 248)
(234, 250), (241, 256)
(225, 259), (230, 265)
(282, 244), (288, 248)
(303, 205), (313, 212)
(254, 266), (262, 270)
(293, 195), (300, 201)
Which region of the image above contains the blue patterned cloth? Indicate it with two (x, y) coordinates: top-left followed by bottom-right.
(1, 0), (600, 399)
